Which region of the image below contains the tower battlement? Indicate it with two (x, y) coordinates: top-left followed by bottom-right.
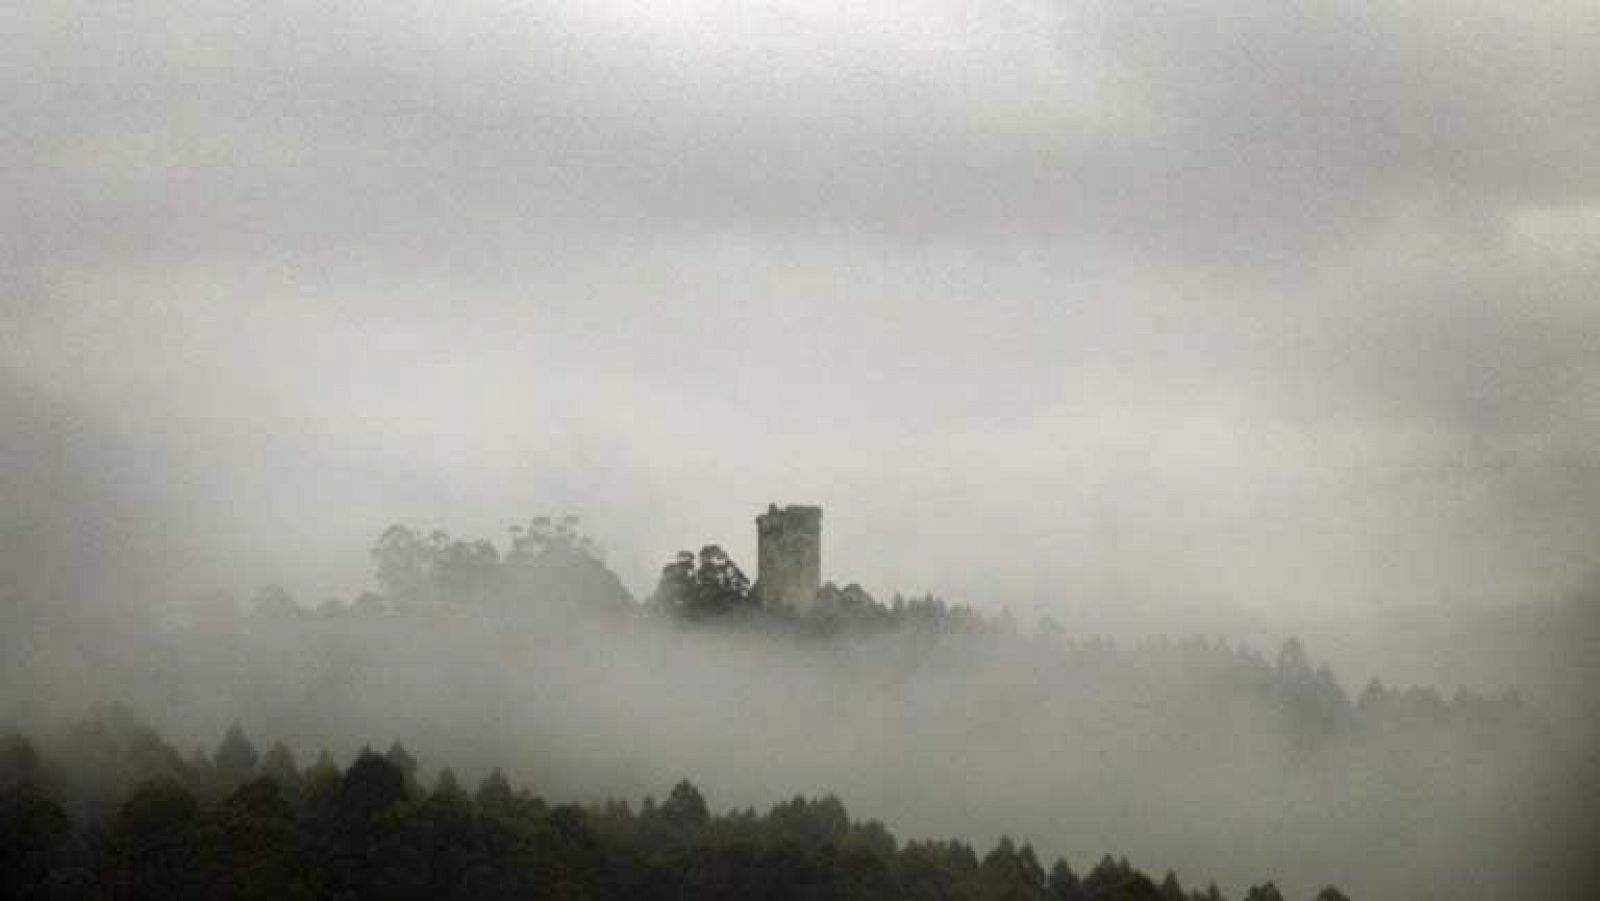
(753, 504), (822, 611)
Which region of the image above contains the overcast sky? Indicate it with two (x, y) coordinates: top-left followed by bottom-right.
(4, 1), (1598, 619)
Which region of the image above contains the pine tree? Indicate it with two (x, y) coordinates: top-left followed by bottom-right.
(214, 723), (259, 786)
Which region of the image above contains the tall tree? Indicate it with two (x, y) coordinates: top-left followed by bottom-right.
(214, 723), (259, 786)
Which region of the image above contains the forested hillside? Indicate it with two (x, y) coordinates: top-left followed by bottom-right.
(4, 520), (1590, 899)
(1, 714), (1344, 901)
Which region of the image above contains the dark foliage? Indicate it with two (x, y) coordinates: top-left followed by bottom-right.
(0, 717), (1347, 901)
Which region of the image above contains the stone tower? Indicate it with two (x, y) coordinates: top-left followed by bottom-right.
(753, 504), (822, 610)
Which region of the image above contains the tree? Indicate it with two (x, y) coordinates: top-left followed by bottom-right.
(661, 779), (710, 832)
(107, 779), (202, 900)
(303, 749), (342, 811)
(260, 741), (301, 793)
(1158, 870), (1184, 901)
(1082, 854), (1161, 901)
(214, 723), (259, 786)
(338, 750), (407, 825)
(980, 836), (1046, 900)
(385, 741), (418, 782)
(650, 551), (697, 614)
(431, 768), (467, 804)
(1356, 677), (1390, 716)
(692, 545), (752, 616)
(115, 778), (199, 842)
(508, 515), (598, 560)
(371, 524), (435, 603)
(1047, 858), (1086, 901)
(249, 584), (304, 621)
(1275, 637), (1310, 678)
(222, 775), (292, 819)
(0, 789), (70, 897)
(0, 733), (43, 792)
(650, 546), (755, 619)
(503, 516), (632, 615)
(434, 539), (501, 606)
(476, 768), (515, 813)
(1243, 883), (1285, 901)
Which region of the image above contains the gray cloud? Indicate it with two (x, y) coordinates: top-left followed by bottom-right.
(4, 0), (1598, 619)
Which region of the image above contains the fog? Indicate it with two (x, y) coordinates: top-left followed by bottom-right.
(2, 523), (1594, 899)
(3, 1), (1599, 898)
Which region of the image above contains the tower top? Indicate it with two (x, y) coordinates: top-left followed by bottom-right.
(757, 503), (822, 534)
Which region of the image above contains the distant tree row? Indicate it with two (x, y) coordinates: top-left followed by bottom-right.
(207, 523), (1531, 745)
(216, 518), (630, 623)
(1, 712), (1349, 901)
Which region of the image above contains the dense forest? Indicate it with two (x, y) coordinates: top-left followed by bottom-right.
(2, 519), (1594, 900)
(0, 711), (1348, 901)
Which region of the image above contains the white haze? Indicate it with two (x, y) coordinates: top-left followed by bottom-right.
(4, 580), (1592, 901)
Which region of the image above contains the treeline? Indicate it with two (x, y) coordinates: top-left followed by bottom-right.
(1, 710), (1348, 901)
(4, 521), (1571, 899)
(221, 520), (1531, 742)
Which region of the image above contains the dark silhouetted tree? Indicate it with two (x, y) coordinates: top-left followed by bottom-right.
(1158, 870), (1185, 901)
(214, 723), (259, 786)
(476, 768), (515, 814)
(662, 778), (711, 832)
(259, 741), (300, 793)
(0, 789), (69, 897)
(371, 524), (434, 605)
(1048, 858), (1087, 901)
(980, 835), (1047, 900)
(1243, 883), (1285, 901)
(338, 750), (406, 825)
